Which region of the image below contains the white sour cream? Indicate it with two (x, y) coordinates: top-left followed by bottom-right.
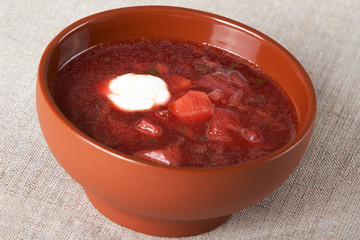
(108, 73), (171, 111)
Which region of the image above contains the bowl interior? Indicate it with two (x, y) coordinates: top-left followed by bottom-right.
(41, 6), (316, 163)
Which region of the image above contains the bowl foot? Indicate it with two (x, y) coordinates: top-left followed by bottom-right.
(84, 190), (230, 237)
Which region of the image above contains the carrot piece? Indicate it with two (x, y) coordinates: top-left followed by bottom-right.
(169, 90), (213, 123)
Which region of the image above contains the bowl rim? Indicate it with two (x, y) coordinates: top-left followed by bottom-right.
(37, 5), (317, 172)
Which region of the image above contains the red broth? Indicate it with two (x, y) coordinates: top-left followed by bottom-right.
(51, 39), (297, 167)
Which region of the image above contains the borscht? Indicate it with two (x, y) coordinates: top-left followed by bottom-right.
(51, 39), (297, 167)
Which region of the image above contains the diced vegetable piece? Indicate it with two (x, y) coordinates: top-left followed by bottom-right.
(242, 128), (260, 142)
(135, 119), (162, 136)
(207, 108), (242, 142)
(207, 120), (232, 142)
(212, 108), (241, 129)
(156, 63), (169, 74)
(169, 74), (192, 92)
(208, 89), (223, 103)
(156, 109), (171, 119)
(135, 149), (175, 165)
(135, 140), (182, 166)
(169, 90), (213, 122)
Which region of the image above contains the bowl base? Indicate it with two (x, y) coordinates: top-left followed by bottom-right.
(84, 190), (230, 237)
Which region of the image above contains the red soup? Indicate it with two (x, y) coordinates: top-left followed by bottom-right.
(51, 39), (298, 167)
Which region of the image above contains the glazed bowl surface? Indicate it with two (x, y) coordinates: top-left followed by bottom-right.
(36, 6), (316, 237)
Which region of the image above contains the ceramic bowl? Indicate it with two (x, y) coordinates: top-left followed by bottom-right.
(36, 6), (316, 237)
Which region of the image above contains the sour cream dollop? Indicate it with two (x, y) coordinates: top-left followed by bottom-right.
(107, 73), (171, 111)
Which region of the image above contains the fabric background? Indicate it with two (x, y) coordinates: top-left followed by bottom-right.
(0, 0), (359, 239)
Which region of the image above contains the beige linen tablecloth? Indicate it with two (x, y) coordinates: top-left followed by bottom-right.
(1, 0), (359, 239)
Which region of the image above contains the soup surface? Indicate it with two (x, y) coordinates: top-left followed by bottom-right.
(51, 39), (297, 167)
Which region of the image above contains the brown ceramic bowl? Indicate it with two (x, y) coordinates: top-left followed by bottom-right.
(37, 6), (316, 237)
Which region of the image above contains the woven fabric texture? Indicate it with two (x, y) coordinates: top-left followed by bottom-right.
(0, 0), (359, 239)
